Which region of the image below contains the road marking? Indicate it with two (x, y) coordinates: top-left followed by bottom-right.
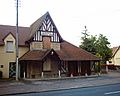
(104, 91), (120, 95)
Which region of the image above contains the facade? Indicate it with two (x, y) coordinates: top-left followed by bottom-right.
(0, 26), (29, 78)
(0, 12), (100, 79)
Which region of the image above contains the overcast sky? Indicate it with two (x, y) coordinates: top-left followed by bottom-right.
(0, 0), (120, 47)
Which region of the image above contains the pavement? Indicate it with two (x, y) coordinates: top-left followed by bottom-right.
(0, 70), (120, 95)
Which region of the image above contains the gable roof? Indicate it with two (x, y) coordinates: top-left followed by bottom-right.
(2, 32), (15, 40)
(0, 12), (63, 46)
(20, 41), (100, 61)
(0, 25), (29, 46)
(29, 12), (63, 41)
(20, 49), (60, 61)
(58, 41), (100, 61)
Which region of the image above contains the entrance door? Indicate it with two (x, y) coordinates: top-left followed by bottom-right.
(68, 61), (78, 76)
(9, 62), (16, 78)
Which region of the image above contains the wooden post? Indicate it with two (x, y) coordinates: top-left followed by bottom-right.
(59, 70), (61, 78)
(70, 73), (73, 77)
(41, 72), (44, 78)
(85, 73), (88, 76)
(24, 71), (25, 79)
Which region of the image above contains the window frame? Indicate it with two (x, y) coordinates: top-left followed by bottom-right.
(6, 41), (14, 53)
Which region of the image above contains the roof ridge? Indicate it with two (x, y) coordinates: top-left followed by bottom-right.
(0, 24), (29, 28)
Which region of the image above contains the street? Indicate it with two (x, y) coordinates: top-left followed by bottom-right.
(0, 71), (120, 95)
(13, 83), (120, 96)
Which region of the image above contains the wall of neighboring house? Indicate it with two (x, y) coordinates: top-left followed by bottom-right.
(113, 48), (120, 66)
(0, 34), (29, 78)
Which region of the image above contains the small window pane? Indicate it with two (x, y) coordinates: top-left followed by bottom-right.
(6, 41), (14, 52)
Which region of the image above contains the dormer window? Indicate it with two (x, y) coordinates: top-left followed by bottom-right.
(6, 41), (14, 52)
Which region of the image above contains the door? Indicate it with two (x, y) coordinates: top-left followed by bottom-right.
(9, 62), (16, 78)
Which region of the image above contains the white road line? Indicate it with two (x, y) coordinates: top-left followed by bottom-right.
(104, 91), (120, 95)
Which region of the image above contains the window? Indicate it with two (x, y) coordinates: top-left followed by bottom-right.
(43, 59), (51, 71)
(6, 41), (14, 52)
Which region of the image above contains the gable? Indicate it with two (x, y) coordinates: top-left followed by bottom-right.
(3, 32), (15, 42)
(29, 12), (63, 43)
(112, 46), (120, 57)
(114, 47), (120, 58)
(0, 25), (29, 46)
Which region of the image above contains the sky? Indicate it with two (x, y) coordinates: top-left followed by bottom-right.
(0, 0), (120, 47)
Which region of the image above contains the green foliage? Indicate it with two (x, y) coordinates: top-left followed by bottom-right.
(95, 34), (112, 63)
(80, 35), (97, 55)
(80, 33), (112, 64)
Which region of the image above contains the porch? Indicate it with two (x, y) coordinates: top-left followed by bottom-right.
(19, 60), (100, 79)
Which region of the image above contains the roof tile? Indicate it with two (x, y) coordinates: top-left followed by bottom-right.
(20, 41), (100, 61)
(0, 25), (29, 46)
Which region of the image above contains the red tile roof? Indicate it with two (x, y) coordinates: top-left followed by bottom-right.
(58, 41), (99, 61)
(20, 41), (100, 61)
(20, 50), (47, 61)
(0, 25), (29, 46)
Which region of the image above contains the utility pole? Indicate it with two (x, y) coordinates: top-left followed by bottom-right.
(16, 0), (19, 81)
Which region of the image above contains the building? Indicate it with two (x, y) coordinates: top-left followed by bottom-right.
(0, 12), (100, 79)
(0, 25), (29, 78)
(111, 46), (120, 67)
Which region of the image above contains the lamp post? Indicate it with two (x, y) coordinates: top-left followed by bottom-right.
(16, 0), (19, 81)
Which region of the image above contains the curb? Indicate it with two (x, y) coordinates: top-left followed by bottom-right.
(23, 75), (100, 82)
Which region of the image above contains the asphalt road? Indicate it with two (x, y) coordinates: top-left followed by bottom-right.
(13, 83), (120, 96)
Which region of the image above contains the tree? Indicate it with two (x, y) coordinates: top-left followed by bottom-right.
(95, 34), (112, 64)
(80, 33), (112, 64)
(80, 35), (97, 55)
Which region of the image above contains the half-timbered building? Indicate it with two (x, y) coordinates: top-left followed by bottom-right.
(0, 12), (100, 79)
(19, 12), (100, 78)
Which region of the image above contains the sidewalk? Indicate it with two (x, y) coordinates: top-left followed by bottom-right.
(0, 71), (120, 95)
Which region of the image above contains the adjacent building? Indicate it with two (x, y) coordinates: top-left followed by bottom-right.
(0, 12), (100, 79)
(111, 46), (120, 66)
